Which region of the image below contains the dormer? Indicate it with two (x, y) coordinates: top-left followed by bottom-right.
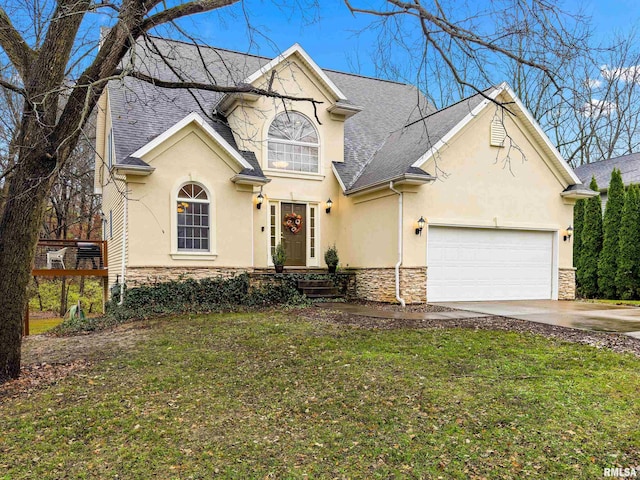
(217, 44), (362, 123)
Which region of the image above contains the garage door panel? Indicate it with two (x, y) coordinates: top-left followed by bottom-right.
(427, 227), (554, 302)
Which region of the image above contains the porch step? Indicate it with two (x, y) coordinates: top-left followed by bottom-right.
(297, 279), (344, 300)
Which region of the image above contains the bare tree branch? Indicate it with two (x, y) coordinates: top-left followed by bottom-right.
(0, 8), (35, 79)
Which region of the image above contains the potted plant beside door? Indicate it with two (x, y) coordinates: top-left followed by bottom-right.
(273, 242), (287, 273)
(324, 244), (339, 273)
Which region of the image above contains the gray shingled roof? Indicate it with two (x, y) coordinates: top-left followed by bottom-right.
(347, 89), (492, 192)
(573, 153), (640, 190)
(108, 37), (439, 189)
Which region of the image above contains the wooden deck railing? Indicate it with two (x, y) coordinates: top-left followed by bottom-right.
(32, 239), (108, 277)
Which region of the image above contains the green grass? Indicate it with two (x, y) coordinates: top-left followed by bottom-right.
(584, 298), (640, 306)
(28, 317), (63, 335)
(2, 312), (639, 478)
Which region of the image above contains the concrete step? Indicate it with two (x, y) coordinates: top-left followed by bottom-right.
(297, 279), (334, 288)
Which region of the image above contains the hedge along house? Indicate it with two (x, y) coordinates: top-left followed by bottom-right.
(94, 37), (595, 304)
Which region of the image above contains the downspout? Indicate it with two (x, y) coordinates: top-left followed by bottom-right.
(389, 181), (405, 307)
(118, 187), (128, 306)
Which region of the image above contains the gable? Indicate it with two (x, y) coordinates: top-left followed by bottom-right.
(412, 84), (581, 187)
(131, 112), (253, 172)
(245, 44), (347, 103)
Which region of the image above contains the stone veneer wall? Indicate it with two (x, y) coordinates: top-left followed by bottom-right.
(558, 267), (576, 300)
(126, 267), (250, 287)
(125, 267), (357, 298)
(350, 267), (427, 304)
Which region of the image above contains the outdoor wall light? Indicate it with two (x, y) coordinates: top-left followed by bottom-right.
(326, 198), (333, 214)
(256, 192), (264, 210)
(415, 216), (426, 236)
(563, 225), (574, 242)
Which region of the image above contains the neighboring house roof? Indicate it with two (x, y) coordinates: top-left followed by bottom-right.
(574, 152), (640, 190)
(107, 37), (584, 194)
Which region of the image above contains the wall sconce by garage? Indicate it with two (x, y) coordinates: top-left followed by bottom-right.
(415, 216), (426, 236)
(256, 192), (264, 210)
(325, 198), (333, 214)
(563, 225), (574, 242)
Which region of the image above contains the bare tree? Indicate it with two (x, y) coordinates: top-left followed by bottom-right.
(0, 0), (330, 382)
(345, 0), (590, 107)
(0, 0), (593, 382)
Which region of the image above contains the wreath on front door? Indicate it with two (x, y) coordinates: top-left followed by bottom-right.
(283, 212), (304, 234)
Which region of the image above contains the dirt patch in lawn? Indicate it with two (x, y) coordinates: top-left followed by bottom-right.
(302, 306), (640, 358)
(347, 299), (455, 313)
(0, 322), (152, 399)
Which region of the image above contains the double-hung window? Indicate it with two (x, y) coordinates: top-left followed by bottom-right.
(176, 183), (210, 251)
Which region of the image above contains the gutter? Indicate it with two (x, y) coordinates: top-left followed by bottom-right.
(345, 173), (435, 196)
(118, 188), (128, 306)
(389, 181), (405, 307)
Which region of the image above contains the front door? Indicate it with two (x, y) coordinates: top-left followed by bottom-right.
(281, 203), (306, 266)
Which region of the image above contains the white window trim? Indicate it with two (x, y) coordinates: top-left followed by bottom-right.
(170, 177), (217, 260)
(265, 111), (322, 176)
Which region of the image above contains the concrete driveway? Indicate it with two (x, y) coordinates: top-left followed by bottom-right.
(433, 300), (640, 338)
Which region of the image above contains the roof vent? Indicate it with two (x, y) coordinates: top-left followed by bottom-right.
(490, 117), (506, 147)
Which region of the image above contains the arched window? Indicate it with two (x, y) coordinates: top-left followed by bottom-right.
(267, 112), (319, 173)
(176, 183), (209, 251)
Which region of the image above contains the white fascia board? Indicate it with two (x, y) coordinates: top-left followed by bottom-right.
(331, 163), (347, 192)
(501, 83), (582, 185)
(245, 43), (347, 101)
(112, 164), (155, 176)
(231, 174), (271, 186)
(560, 189), (599, 199)
(345, 173), (435, 197)
(130, 112), (253, 171)
(411, 88), (499, 169)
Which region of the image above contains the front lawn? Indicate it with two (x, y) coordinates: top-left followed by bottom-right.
(1, 312), (639, 478)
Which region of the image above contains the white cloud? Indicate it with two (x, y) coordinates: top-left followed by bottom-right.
(586, 78), (603, 89)
(600, 64), (640, 83)
(581, 99), (617, 117)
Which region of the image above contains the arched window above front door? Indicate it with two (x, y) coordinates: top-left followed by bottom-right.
(267, 112), (319, 173)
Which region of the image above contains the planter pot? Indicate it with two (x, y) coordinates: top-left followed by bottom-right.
(275, 265), (284, 273)
(328, 265), (337, 273)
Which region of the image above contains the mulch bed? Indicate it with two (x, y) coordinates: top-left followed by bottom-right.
(302, 306), (640, 358)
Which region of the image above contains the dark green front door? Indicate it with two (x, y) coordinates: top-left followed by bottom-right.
(281, 203), (306, 266)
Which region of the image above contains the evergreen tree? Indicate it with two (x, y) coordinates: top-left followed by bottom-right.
(573, 199), (585, 290)
(616, 184), (640, 299)
(579, 177), (603, 298)
(598, 169), (625, 298)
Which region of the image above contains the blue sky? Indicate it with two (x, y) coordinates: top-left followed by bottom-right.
(170, 0), (640, 77)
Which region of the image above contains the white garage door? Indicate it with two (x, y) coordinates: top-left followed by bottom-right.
(427, 227), (554, 302)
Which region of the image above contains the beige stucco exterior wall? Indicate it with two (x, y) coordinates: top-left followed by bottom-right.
(336, 191), (399, 268)
(227, 54), (346, 268)
(126, 124), (254, 269)
(402, 101), (574, 271)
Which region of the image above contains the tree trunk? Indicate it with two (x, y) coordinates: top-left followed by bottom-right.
(0, 152), (56, 382)
(59, 277), (67, 317)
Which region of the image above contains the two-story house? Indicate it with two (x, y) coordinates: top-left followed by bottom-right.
(94, 37), (594, 303)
